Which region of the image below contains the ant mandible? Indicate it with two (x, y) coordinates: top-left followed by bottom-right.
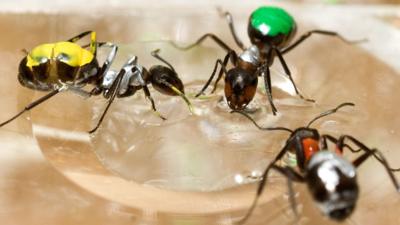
(232, 103), (400, 223)
(89, 49), (193, 133)
(173, 6), (364, 114)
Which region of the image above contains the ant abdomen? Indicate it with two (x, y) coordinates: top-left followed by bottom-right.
(306, 151), (359, 221)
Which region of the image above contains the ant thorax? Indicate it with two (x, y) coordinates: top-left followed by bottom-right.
(238, 45), (261, 66)
(102, 58), (146, 96)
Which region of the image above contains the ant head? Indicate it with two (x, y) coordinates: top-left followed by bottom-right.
(225, 68), (258, 110)
(306, 151), (359, 221)
(149, 65), (184, 96)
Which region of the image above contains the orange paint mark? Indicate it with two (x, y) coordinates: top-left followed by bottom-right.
(302, 138), (320, 161)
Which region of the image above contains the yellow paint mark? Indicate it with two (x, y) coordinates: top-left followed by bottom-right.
(90, 31), (96, 54)
(26, 41), (94, 68)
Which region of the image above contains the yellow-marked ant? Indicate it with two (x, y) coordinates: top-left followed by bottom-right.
(0, 31), (118, 132)
(0, 31), (192, 133)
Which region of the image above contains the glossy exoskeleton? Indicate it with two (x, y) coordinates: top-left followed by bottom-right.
(232, 103), (400, 223)
(173, 6), (364, 114)
(0, 31), (192, 134)
(0, 31), (118, 133)
(90, 49), (193, 133)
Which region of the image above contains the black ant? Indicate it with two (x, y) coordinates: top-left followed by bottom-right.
(232, 103), (400, 223)
(89, 49), (193, 133)
(172, 6), (364, 114)
(0, 31), (192, 133)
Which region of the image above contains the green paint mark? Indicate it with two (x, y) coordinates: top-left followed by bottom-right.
(250, 6), (295, 36)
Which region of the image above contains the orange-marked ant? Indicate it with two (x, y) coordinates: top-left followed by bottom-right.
(232, 103), (400, 223)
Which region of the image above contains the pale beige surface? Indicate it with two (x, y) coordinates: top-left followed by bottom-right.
(0, 2), (400, 225)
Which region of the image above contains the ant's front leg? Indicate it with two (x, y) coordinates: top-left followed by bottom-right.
(195, 50), (233, 97)
(282, 30), (367, 54)
(260, 64), (278, 115)
(272, 46), (315, 103)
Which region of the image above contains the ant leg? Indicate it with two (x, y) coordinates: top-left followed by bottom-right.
(170, 33), (232, 52)
(217, 8), (245, 50)
(282, 30), (367, 54)
(195, 51), (232, 97)
(351, 147), (400, 192)
(322, 134), (400, 173)
(211, 50), (237, 93)
(271, 165), (306, 218)
(88, 68), (125, 134)
(67, 30), (93, 43)
(79, 41), (118, 82)
(151, 49), (176, 72)
(96, 42), (118, 78)
(272, 47), (315, 103)
(262, 65), (278, 115)
(237, 143), (292, 225)
(194, 58), (224, 97)
(159, 80), (194, 114)
(67, 31), (98, 56)
(0, 89), (60, 127)
(320, 134), (360, 153)
(142, 85), (167, 121)
(337, 135), (400, 172)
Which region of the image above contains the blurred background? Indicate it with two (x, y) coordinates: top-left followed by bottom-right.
(0, 1), (399, 225)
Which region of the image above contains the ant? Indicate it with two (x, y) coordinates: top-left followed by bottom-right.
(0, 30), (118, 132)
(232, 103), (400, 223)
(173, 6), (364, 114)
(0, 31), (192, 133)
(89, 49), (193, 133)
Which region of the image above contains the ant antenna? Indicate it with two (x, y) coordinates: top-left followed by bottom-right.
(231, 110), (293, 133)
(21, 49), (29, 55)
(151, 49), (176, 72)
(160, 80), (194, 114)
(306, 102), (355, 128)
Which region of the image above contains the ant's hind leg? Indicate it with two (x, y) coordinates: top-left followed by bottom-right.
(217, 7), (245, 50)
(350, 146), (400, 192)
(0, 89), (60, 128)
(170, 33), (232, 52)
